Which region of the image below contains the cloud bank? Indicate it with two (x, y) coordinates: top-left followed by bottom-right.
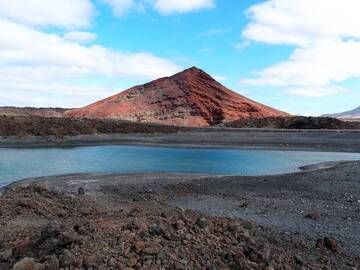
(240, 0), (360, 97)
(0, 0), (182, 107)
(101, 0), (215, 16)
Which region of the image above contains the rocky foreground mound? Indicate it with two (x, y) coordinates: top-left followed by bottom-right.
(0, 185), (356, 269)
(66, 67), (288, 127)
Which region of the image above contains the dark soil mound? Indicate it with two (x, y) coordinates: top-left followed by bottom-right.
(224, 116), (360, 129)
(0, 115), (184, 137)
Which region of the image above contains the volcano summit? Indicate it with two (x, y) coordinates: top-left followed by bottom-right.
(66, 67), (288, 127)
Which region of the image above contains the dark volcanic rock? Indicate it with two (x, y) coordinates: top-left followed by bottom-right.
(77, 187), (85, 195)
(305, 211), (321, 221)
(224, 116), (360, 129)
(0, 115), (182, 137)
(317, 237), (343, 253)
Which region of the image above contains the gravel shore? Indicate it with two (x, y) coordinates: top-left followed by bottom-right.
(1, 128), (360, 152)
(2, 161), (360, 269)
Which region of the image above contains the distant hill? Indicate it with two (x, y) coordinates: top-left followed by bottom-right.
(65, 67), (288, 127)
(323, 106), (360, 119)
(0, 107), (69, 118)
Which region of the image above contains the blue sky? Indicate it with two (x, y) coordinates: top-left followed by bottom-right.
(0, 0), (359, 115)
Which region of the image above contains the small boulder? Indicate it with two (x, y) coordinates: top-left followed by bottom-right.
(12, 238), (34, 258)
(173, 220), (185, 230)
(58, 230), (80, 246)
(134, 240), (145, 253)
(41, 222), (62, 240)
(196, 217), (209, 229)
(316, 237), (342, 253)
(78, 187), (85, 195)
(41, 255), (59, 270)
(83, 255), (103, 269)
(149, 224), (165, 236)
(227, 223), (244, 233)
(143, 244), (161, 255)
(59, 250), (76, 267)
(294, 255), (304, 265)
(79, 207), (91, 216)
(13, 258), (39, 270)
(0, 249), (12, 262)
(305, 211), (321, 221)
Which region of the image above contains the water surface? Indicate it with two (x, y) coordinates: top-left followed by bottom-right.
(0, 146), (359, 187)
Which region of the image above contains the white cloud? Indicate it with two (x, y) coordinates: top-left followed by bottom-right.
(199, 28), (226, 37)
(154, 0), (215, 15)
(0, 0), (94, 29)
(241, 39), (360, 88)
(243, 0), (360, 46)
(102, 0), (215, 16)
(240, 0), (360, 97)
(101, 0), (138, 17)
(234, 40), (251, 51)
(0, 18), (180, 79)
(286, 85), (349, 97)
(0, 79), (111, 108)
(64, 31), (97, 43)
(0, 17), (181, 107)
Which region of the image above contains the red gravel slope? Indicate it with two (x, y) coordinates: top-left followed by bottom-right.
(65, 67), (288, 127)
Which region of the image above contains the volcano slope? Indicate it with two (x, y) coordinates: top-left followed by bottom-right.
(65, 67), (288, 127)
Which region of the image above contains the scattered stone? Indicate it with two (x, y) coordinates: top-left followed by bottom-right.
(305, 211), (321, 220)
(142, 245), (161, 255)
(174, 261), (186, 270)
(227, 223), (244, 233)
(59, 250), (76, 267)
(173, 220), (185, 230)
(0, 249), (12, 262)
(13, 258), (39, 270)
(316, 237), (342, 253)
(148, 224), (164, 236)
(41, 255), (59, 270)
(294, 255), (304, 265)
(324, 237), (342, 253)
(238, 201), (249, 208)
(134, 240), (145, 253)
(78, 207), (91, 216)
(0, 262), (10, 270)
(83, 255), (102, 269)
(58, 230), (80, 246)
(78, 187), (85, 195)
(196, 217), (209, 228)
(41, 222), (62, 240)
(12, 238), (34, 258)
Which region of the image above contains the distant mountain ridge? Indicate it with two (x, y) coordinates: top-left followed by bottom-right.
(323, 106), (360, 119)
(65, 67), (288, 127)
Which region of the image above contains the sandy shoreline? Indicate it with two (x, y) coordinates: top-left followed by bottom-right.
(1, 128), (360, 152)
